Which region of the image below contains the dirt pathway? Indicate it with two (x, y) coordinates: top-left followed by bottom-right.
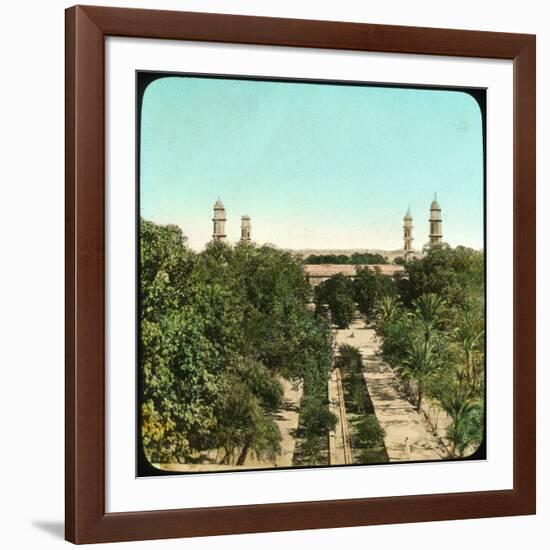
(334, 320), (448, 462)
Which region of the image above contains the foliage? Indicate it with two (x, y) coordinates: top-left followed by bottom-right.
(374, 294), (401, 325)
(378, 312), (414, 367)
(335, 344), (363, 376)
(140, 218), (485, 466)
(396, 244), (484, 309)
(300, 394), (337, 439)
(140, 219), (333, 465)
(399, 335), (441, 411)
(451, 307), (485, 397)
(304, 252), (388, 265)
(412, 293), (445, 339)
(215, 372), (282, 465)
(353, 266), (397, 320)
(313, 264), (398, 327)
(296, 331), (337, 465)
(295, 390), (337, 465)
(441, 389), (484, 457)
(355, 414), (386, 449)
(375, 245), (486, 457)
(314, 273), (356, 328)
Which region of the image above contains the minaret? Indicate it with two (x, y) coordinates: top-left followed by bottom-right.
(403, 207), (414, 262)
(212, 198), (227, 242)
(429, 193), (442, 247)
(240, 215), (251, 243)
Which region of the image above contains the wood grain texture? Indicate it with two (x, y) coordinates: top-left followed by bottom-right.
(512, 36), (536, 511)
(82, 4), (529, 59)
(65, 6), (106, 543)
(65, 5), (536, 544)
(65, 8), (76, 543)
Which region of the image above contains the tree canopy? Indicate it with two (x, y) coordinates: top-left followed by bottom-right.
(140, 219), (334, 466)
(314, 273), (356, 328)
(304, 252), (389, 265)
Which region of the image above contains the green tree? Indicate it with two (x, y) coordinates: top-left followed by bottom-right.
(350, 252), (388, 265)
(374, 294), (401, 325)
(140, 219), (335, 467)
(216, 359), (283, 465)
(378, 312), (414, 367)
(140, 220), (222, 462)
(353, 266), (396, 320)
(452, 307), (485, 396)
(441, 389), (483, 457)
(399, 336), (440, 411)
(314, 273), (356, 328)
(374, 244), (485, 456)
(412, 293), (445, 340)
(398, 245), (484, 309)
(303, 253), (388, 265)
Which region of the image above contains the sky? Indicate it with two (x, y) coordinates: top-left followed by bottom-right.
(140, 75), (484, 251)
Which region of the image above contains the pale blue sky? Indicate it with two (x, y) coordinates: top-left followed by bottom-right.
(140, 75), (484, 251)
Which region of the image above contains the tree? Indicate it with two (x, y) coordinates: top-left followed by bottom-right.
(140, 220), (230, 463)
(374, 244), (485, 454)
(374, 294), (401, 325)
(314, 273), (355, 328)
(441, 389), (483, 457)
(215, 359), (283, 465)
(399, 335), (440, 411)
(398, 245), (484, 309)
(353, 267), (396, 320)
(412, 293), (445, 340)
(140, 219), (335, 466)
(350, 252), (388, 265)
(303, 253), (388, 265)
(378, 310), (415, 367)
(452, 307), (485, 396)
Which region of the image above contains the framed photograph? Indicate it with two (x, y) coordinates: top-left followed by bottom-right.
(65, 5), (536, 544)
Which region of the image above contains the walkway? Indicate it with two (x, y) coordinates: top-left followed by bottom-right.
(334, 320), (448, 462)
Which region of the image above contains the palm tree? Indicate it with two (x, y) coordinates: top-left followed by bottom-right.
(374, 295), (401, 325)
(453, 308), (484, 396)
(412, 293), (445, 340)
(441, 388), (480, 457)
(399, 335), (440, 411)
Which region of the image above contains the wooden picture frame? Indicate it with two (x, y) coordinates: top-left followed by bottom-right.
(65, 4), (536, 544)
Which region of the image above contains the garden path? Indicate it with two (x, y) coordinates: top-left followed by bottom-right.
(334, 320), (448, 462)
